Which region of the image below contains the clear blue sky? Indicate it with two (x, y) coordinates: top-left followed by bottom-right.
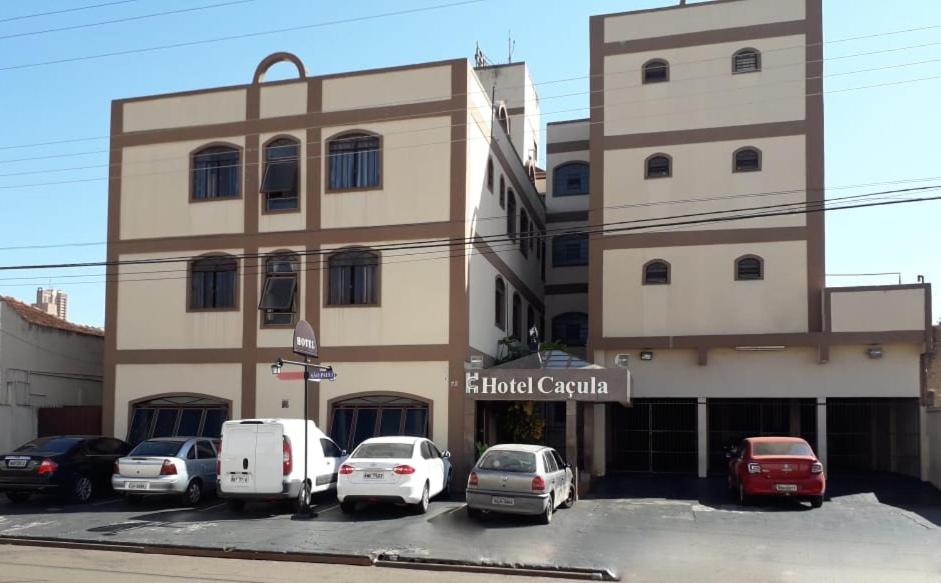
(0, 0), (939, 327)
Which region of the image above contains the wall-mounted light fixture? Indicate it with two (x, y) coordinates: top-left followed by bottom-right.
(467, 354), (484, 369)
(270, 358), (284, 375)
(615, 354), (631, 368)
(640, 351), (654, 361)
(866, 345), (883, 359)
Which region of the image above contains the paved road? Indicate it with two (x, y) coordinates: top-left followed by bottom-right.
(0, 545), (551, 583)
(1, 474), (939, 581)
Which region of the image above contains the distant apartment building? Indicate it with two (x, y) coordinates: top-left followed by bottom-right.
(32, 288), (68, 320)
(105, 0), (933, 487)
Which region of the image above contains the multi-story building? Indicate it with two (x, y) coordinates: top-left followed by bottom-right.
(32, 288), (68, 320)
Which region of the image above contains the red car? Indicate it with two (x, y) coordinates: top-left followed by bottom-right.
(727, 437), (825, 508)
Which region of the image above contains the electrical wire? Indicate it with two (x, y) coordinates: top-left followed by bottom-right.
(0, 0), (142, 24)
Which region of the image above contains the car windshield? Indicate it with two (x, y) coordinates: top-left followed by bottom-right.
(14, 437), (81, 455)
(478, 450), (537, 473)
(752, 442), (813, 456)
(129, 440), (185, 457)
(351, 443), (414, 459)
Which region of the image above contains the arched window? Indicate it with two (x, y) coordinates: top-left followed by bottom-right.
(645, 154), (672, 179)
(553, 162), (589, 197)
(643, 59), (669, 84)
(551, 312), (588, 347)
(733, 147), (762, 172)
(259, 252), (299, 326)
(506, 189), (517, 240)
(494, 277), (506, 330)
(497, 104), (510, 134)
(127, 395), (230, 445)
(733, 48), (761, 74)
(330, 394), (429, 451)
(486, 158), (494, 192)
(643, 260), (671, 285)
(499, 176), (506, 208)
(327, 132), (380, 190)
(552, 233), (588, 267)
(327, 249), (379, 305)
(735, 255), (764, 281)
(192, 145), (240, 200)
(511, 293), (522, 341)
(261, 137), (300, 211)
(189, 255), (238, 310)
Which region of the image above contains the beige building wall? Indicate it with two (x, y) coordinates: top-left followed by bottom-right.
(600, 343), (921, 399)
(259, 82), (307, 119)
(469, 254), (539, 358)
(113, 363), (242, 439)
(319, 117), (452, 229)
(319, 240), (450, 347)
(258, 130), (307, 233)
(316, 361), (450, 449)
(603, 0), (805, 43)
(321, 65), (452, 112)
(830, 288), (927, 333)
(122, 89), (247, 132)
(254, 363), (306, 420)
(602, 241), (808, 337)
(603, 35), (806, 135)
(120, 138), (246, 240)
(115, 250), (244, 350)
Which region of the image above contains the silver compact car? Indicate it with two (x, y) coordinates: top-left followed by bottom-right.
(465, 444), (576, 524)
(112, 437), (219, 505)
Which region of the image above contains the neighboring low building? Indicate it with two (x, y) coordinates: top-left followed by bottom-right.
(0, 296), (103, 453)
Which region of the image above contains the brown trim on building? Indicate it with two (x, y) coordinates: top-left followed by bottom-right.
(805, 0), (826, 333)
(595, 331), (927, 351)
(546, 211), (589, 224)
(605, 121), (806, 151)
(320, 222), (455, 245)
(822, 283), (934, 351)
(188, 141), (244, 203)
(697, 348), (709, 366)
(240, 85), (261, 420)
(587, 14), (605, 360)
(547, 140), (590, 154)
(102, 101), (124, 436)
(545, 283), (588, 296)
(601, 20), (807, 56)
(321, 246), (382, 308)
(113, 344), (455, 365)
(473, 235), (544, 313)
(252, 52), (306, 84)
(322, 130), (383, 194)
(600, 226), (807, 250)
(305, 77), (324, 424)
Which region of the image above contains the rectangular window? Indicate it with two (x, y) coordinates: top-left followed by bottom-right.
(552, 234), (589, 267)
(192, 147), (240, 200)
(328, 252), (379, 306)
(261, 162), (298, 211)
(259, 276), (297, 325)
(190, 260), (237, 310)
(328, 134), (380, 190)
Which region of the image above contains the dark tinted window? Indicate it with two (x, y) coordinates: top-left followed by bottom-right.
(128, 409), (155, 446)
(320, 438), (343, 458)
(646, 155), (671, 178)
(153, 409), (179, 438)
(479, 450), (536, 473)
(130, 440), (186, 457)
(328, 250), (379, 305)
(733, 49), (761, 73)
(192, 146), (240, 200)
(15, 437), (81, 455)
(643, 60), (669, 83)
(428, 442), (442, 458)
(752, 442), (814, 456)
(553, 162), (589, 196)
(551, 312), (588, 347)
(177, 409), (202, 437)
(203, 409), (226, 438)
(352, 408), (378, 449)
(190, 256), (237, 309)
(378, 409), (403, 436)
(352, 443), (414, 459)
(543, 451), (558, 473)
(552, 234), (588, 267)
(261, 138), (299, 211)
(644, 261), (670, 284)
(403, 409), (428, 437)
(420, 441), (434, 460)
(734, 148), (761, 172)
(736, 257), (763, 280)
(552, 450), (566, 469)
(186, 445), (196, 459)
(328, 133), (380, 190)
(196, 440), (216, 459)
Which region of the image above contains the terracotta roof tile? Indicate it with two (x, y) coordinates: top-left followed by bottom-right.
(0, 296), (103, 337)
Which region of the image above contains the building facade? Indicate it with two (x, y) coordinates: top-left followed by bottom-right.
(32, 288), (68, 320)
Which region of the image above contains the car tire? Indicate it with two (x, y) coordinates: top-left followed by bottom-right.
(538, 496), (554, 525)
(6, 492), (30, 504)
(561, 485), (576, 509)
(226, 498), (246, 512)
(72, 475), (94, 504)
(340, 500), (356, 515)
(183, 479), (202, 506)
(413, 482), (430, 514)
(810, 495), (823, 509)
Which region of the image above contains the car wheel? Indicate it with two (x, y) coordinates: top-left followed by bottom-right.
(340, 500), (356, 515)
(227, 498), (246, 512)
(810, 495), (823, 509)
(561, 485), (576, 509)
(414, 482), (430, 514)
(72, 475), (94, 504)
(538, 496), (554, 525)
(6, 492), (30, 504)
(738, 483), (751, 507)
(183, 479), (202, 506)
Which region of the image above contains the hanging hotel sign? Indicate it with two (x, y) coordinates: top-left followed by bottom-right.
(292, 319), (319, 358)
(465, 368), (630, 405)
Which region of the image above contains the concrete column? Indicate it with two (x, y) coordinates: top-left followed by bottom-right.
(789, 400), (801, 436)
(816, 397), (827, 470)
(697, 397), (708, 478)
(565, 400), (578, 469)
(920, 405), (929, 482)
(592, 403), (606, 477)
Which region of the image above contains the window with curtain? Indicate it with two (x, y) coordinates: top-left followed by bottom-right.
(646, 155), (672, 179)
(643, 59), (669, 84)
(261, 138), (299, 211)
(258, 253), (299, 325)
(190, 256), (237, 309)
(327, 133), (380, 190)
(192, 146), (240, 200)
(552, 233), (588, 267)
(736, 256), (764, 280)
(551, 312), (588, 347)
(495, 277), (506, 330)
(643, 260), (670, 285)
(733, 49), (761, 74)
(734, 148), (762, 172)
(553, 162), (589, 196)
(328, 249), (379, 305)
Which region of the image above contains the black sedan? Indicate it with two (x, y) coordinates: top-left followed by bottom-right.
(0, 436), (130, 504)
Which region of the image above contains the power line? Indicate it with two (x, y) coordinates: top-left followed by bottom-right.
(0, 0), (142, 24)
(0, 0), (259, 42)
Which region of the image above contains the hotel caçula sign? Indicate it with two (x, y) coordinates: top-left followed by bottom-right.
(465, 368), (630, 405)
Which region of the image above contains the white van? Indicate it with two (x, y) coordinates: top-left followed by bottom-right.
(217, 419), (347, 511)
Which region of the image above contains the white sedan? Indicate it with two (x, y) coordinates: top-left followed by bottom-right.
(337, 436), (452, 514)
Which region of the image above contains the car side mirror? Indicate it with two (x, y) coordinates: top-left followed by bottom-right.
(443, 450), (451, 459)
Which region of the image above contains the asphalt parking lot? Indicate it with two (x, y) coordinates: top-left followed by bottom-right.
(1, 474), (940, 582)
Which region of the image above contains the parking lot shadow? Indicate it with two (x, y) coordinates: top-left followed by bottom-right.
(827, 472), (941, 526)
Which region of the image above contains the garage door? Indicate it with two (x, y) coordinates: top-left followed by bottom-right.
(827, 398), (920, 477)
(608, 399), (698, 474)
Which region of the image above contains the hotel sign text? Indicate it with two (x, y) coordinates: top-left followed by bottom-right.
(465, 368), (630, 404)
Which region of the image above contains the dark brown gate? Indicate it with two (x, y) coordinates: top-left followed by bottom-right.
(38, 406), (102, 437)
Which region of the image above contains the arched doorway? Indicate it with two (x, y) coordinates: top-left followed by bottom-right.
(127, 394), (230, 445)
(328, 394), (430, 452)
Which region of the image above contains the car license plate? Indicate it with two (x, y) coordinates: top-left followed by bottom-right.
(492, 496), (515, 506)
(229, 474), (250, 485)
(364, 472), (384, 480)
(125, 481), (149, 490)
(776, 484), (798, 493)
(6, 459), (28, 468)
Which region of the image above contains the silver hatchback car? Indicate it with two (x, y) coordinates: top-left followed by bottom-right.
(465, 444), (576, 524)
(112, 437), (219, 505)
